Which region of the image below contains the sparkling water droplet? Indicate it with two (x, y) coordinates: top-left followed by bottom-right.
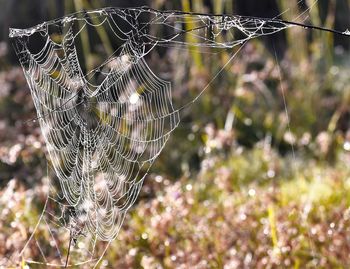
(343, 29), (350, 35)
(344, 141), (350, 151)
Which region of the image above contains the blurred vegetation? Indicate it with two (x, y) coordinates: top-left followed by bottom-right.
(1, 0), (350, 268)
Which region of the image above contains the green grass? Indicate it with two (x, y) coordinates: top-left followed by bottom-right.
(3, 145), (350, 268)
(104, 147), (350, 268)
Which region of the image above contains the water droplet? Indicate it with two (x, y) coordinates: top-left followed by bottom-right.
(343, 29), (350, 35)
(141, 233), (148, 240)
(129, 92), (139, 104)
(343, 141), (350, 151)
(267, 169), (276, 178)
(248, 189), (256, 196)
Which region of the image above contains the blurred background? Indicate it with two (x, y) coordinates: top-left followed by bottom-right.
(1, 0), (350, 268)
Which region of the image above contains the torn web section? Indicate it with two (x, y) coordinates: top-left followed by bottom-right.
(136, 9), (291, 50)
(131, 8), (292, 114)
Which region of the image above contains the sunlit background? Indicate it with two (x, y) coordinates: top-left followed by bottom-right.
(1, 0), (350, 268)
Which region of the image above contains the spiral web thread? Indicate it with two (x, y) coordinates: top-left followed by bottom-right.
(7, 6), (324, 267)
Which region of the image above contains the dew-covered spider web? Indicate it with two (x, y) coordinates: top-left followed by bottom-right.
(8, 5), (350, 268)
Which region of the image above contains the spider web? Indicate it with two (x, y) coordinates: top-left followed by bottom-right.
(8, 5), (348, 268)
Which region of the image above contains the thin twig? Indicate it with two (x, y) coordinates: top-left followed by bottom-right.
(65, 229), (73, 268)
